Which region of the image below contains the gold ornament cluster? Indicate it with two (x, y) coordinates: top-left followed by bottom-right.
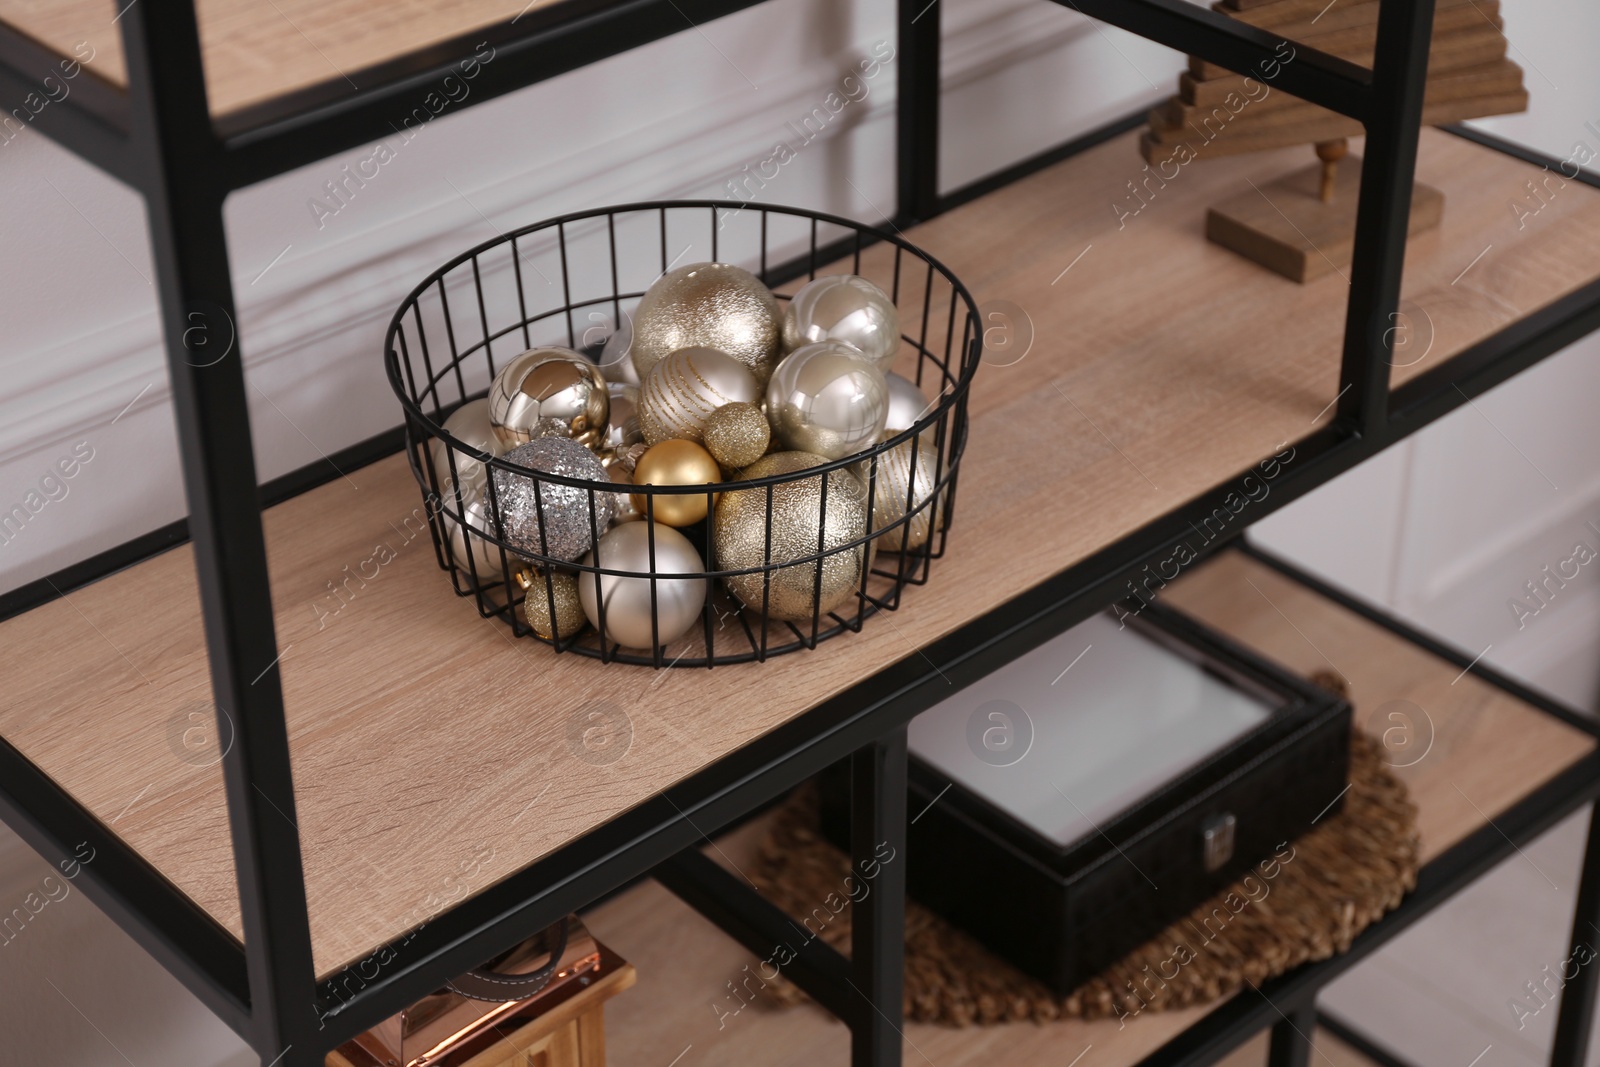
(433, 264), (944, 652)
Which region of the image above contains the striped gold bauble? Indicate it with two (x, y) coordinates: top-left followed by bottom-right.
(637, 346), (760, 446)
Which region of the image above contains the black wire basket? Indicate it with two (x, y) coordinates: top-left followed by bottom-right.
(384, 201), (981, 667)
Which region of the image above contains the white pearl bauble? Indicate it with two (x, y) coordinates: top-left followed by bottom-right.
(883, 371), (934, 433)
(430, 398), (504, 493)
(766, 341), (889, 460)
(579, 522), (708, 648)
(782, 274), (900, 370)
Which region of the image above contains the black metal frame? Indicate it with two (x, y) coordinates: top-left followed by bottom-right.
(3, 0), (1599, 1065)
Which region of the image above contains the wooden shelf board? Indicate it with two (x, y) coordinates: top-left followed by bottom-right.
(1, 129), (1597, 978)
(0, 0), (562, 118)
(582, 549), (1588, 1067)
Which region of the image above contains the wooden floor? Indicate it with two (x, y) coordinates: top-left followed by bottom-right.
(579, 548), (1592, 1067)
(0, 0), (561, 117)
(0, 129), (1597, 978)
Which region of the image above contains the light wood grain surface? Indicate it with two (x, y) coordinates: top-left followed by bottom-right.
(0, 0), (560, 117)
(1, 129), (1596, 978)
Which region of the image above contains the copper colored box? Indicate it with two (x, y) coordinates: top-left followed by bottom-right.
(328, 918), (634, 1067)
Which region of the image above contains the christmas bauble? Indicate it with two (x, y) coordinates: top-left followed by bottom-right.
(579, 521), (708, 648)
(491, 438), (614, 561)
(518, 568), (586, 640)
(597, 315), (640, 386)
(782, 274), (900, 370)
(856, 435), (942, 553)
(702, 401), (770, 470)
(440, 480), (506, 581)
(488, 347), (609, 448)
(766, 341), (889, 460)
(637, 346), (760, 446)
(630, 263), (782, 386)
(605, 460), (643, 524)
(631, 439), (722, 527)
(603, 382), (643, 451)
(883, 371), (934, 433)
(713, 451), (870, 622)
(430, 398), (504, 492)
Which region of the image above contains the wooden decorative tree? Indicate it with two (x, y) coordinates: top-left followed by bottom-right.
(1141, 0), (1528, 282)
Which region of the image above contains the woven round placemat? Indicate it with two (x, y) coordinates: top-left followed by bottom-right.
(749, 727), (1418, 1025)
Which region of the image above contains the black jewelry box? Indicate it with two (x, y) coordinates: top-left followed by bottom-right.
(820, 601), (1351, 995)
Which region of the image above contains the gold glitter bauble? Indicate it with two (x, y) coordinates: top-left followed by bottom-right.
(855, 435), (942, 553)
(713, 451), (870, 622)
(518, 569), (587, 641)
(702, 402), (770, 470)
(630, 263), (783, 386)
(638, 346), (760, 445)
(631, 439), (723, 527)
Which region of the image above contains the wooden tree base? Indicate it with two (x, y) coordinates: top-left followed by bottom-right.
(1206, 155), (1444, 283)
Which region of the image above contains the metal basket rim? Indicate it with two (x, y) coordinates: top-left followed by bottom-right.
(382, 199), (983, 497)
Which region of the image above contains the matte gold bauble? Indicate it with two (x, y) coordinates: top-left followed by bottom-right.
(637, 346), (760, 445)
(782, 274), (900, 370)
(766, 341), (889, 460)
(488, 347), (609, 448)
(702, 401), (770, 470)
(517, 568), (586, 640)
(579, 522), (708, 649)
(713, 451), (870, 622)
(855, 436), (942, 552)
(429, 398), (504, 492)
(630, 263), (783, 385)
(631, 439), (723, 527)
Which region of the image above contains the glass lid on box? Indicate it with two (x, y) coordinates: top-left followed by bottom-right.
(908, 612), (1277, 849)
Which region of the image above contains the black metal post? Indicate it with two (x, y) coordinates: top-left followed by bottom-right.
(1335, 0), (1436, 436)
(119, 1), (320, 1064)
(1266, 997), (1318, 1067)
(850, 730), (908, 1067)
(896, 0), (941, 225)
(1551, 804), (1600, 1067)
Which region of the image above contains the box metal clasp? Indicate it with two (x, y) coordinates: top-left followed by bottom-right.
(1201, 812), (1237, 872)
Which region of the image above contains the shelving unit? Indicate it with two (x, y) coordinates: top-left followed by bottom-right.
(586, 547), (1599, 1067)
(2, 0), (1599, 1065)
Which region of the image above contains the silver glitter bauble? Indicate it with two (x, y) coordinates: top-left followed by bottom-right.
(630, 263), (782, 386)
(713, 451), (870, 622)
(597, 314), (640, 386)
(488, 347), (609, 448)
(579, 521), (707, 648)
(603, 382), (644, 451)
(638, 346), (760, 446)
(429, 398), (504, 493)
(855, 436), (942, 553)
(491, 438), (615, 562)
(440, 480), (508, 581)
(782, 274), (900, 370)
(766, 341), (889, 460)
(883, 371), (935, 433)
